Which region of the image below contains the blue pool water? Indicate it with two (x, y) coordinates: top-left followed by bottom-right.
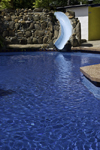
(0, 51), (100, 150)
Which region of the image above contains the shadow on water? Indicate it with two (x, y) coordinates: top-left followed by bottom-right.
(0, 89), (15, 96)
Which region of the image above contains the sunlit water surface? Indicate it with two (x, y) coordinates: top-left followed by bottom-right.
(0, 52), (100, 150)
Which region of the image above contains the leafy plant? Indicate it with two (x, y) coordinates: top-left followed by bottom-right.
(0, 0), (12, 9)
(33, 0), (53, 9)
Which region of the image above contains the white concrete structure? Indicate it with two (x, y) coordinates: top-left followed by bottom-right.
(65, 5), (88, 40)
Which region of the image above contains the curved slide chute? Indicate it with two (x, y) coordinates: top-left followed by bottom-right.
(54, 12), (72, 50)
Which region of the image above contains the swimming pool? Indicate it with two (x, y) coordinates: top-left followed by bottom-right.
(0, 51), (100, 150)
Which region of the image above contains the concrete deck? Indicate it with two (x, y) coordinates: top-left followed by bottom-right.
(80, 64), (100, 83)
(78, 40), (100, 83)
(71, 40), (100, 52)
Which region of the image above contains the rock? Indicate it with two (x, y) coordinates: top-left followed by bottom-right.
(3, 31), (9, 37)
(23, 16), (28, 21)
(48, 26), (53, 32)
(21, 21), (28, 29)
(18, 15), (23, 19)
(17, 32), (23, 37)
(1, 12), (5, 16)
(5, 16), (11, 21)
(34, 15), (40, 21)
(14, 19), (19, 23)
(35, 30), (44, 37)
(25, 31), (32, 38)
(54, 30), (59, 39)
(27, 37), (33, 44)
(38, 37), (43, 44)
(11, 37), (19, 44)
(29, 23), (35, 30)
(9, 30), (15, 36)
(43, 9), (48, 13)
(40, 14), (47, 20)
(47, 31), (53, 40)
(33, 8), (43, 12)
(5, 37), (12, 44)
(71, 19), (77, 28)
(28, 9), (32, 12)
(34, 24), (41, 30)
(24, 9), (28, 13)
(48, 41), (55, 48)
(20, 38), (27, 44)
(76, 22), (81, 45)
(11, 15), (16, 20)
(43, 36), (48, 44)
(65, 10), (75, 18)
(41, 21), (47, 29)
(15, 23), (20, 30)
(4, 22), (9, 29)
(20, 12), (24, 16)
(54, 25), (59, 31)
(33, 37), (38, 44)
(28, 15), (33, 21)
(9, 21), (15, 29)
(70, 35), (79, 47)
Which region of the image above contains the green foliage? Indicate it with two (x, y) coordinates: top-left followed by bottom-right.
(33, 0), (53, 9)
(0, 0), (12, 9)
(13, 0), (35, 8)
(0, 0), (35, 9)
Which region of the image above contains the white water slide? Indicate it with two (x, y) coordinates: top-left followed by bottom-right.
(54, 12), (72, 50)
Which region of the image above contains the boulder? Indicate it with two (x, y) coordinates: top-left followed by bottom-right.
(5, 16), (11, 21)
(35, 30), (44, 37)
(14, 19), (19, 23)
(34, 15), (40, 21)
(9, 30), (15, 36)
(29, 23), (35, 30)
(54, 30), (59, 39)
(9, 21), (15, 29)
(38, 37), (43, 44)
(33, 8), (43, 12)
(25, 31), (32, 38)
(11, 37), (19, 44)
(17, 32), (23, 37)
(27, 37), (33, 44)
(34, 24), (41, 30)
(65, 10), (75, 19)
(76, 22), (81, 45)
(41, 22), (47, 29)
(43, 36), (48, 44)
(70, 35), (79, 47)
(20, 38), (27, 44)
(23, 16), (28, 21)
(15, 23), (20, 30)
(3, 31), (9, 37)
(33, 37), (38, 44)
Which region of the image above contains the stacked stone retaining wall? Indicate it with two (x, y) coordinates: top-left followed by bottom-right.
(0, 8), (81, 49)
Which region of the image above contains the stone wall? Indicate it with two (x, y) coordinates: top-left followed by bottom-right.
(65, 10), (81, 47)
(0, 8), (81, 49)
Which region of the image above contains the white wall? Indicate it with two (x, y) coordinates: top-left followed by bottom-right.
(66, 6), (88, 40)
